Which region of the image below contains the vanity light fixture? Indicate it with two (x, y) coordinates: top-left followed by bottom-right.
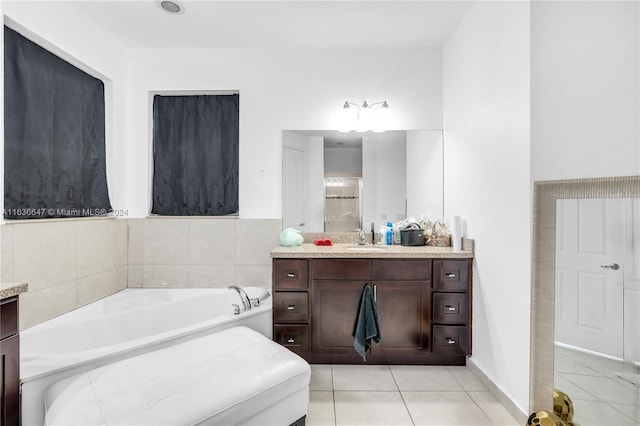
(339, 100), (390, 133)
(157, 0), (184, 14)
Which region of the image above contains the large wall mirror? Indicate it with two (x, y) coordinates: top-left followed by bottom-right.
(282, 130), (444, 232)
(530, 176), (640, 422)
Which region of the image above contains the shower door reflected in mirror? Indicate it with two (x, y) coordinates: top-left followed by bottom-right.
(554, 197), (640, 426)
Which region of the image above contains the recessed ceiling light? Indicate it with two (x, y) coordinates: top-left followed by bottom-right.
(157, 0), (184, 14)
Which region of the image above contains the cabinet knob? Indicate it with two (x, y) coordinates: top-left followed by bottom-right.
(287, 272), (296, 278)
(445, 273), (456, 278)
(446, 305), (456, 311)
(287, 305), (296, 310)
(447, 339), (456, 345)
(287, 338), (296, 343)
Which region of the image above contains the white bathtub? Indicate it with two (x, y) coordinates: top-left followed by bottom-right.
(20, 286), (272, 426)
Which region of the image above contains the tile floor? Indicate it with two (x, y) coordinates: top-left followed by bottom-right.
(306, 364), (520, 426)
(554, 346), (640, 425)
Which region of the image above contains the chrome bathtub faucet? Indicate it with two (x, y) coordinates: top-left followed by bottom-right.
(228, 285), (252, 311)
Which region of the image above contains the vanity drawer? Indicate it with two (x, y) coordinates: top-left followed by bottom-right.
(273, 259), (309, 290)
(372, 259), (431, 281)
(432, 325), (468, 356)
(0, 297), (18, 340)
(274, 292), (309, 323)
(274, 325), (309, 354)
(433, 260), (470, 292)
(433, 293), (468, 324)
(312, 259), (370, 280)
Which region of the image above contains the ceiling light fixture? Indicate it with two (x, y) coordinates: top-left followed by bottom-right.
(339, 100), (390, 133)
(157, 0), (184, 14)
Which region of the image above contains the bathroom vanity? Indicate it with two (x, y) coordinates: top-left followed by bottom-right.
(0, 283), (27, 426)
(271, 244), (473, 365)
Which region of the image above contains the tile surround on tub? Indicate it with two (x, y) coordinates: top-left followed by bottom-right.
(130, 217), (280, 289)
(1, 219), (128, 329)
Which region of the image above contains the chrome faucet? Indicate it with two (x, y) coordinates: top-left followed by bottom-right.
(356, 228), (366, 245)
(228, 285), (252, 311)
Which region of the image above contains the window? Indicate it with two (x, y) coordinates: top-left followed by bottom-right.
(151, 94), (239, 216)
(4, 26), (111, 219)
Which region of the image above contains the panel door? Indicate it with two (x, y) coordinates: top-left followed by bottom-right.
(555, 198), (624, 358)
(311, 280), (366, 354)
(373, 281), (431, 354)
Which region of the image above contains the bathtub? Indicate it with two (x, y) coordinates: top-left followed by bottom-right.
(20, 286), (272, 426)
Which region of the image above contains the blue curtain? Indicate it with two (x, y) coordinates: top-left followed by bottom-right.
(4, 26), (111, 219)
(151, 94), (239, 216)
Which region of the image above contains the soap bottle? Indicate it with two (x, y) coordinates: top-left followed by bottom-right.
(386, 222), (393, 245)
(378, 226), (386, 244)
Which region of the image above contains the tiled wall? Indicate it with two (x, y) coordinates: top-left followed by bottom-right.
(0, 217), (280, 330)
(127, 218), (280, 288)
(0, 219), (128, 329)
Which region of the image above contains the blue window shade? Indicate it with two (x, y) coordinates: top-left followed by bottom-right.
(4, 26), (111, 219)
(151, 94), (239, 216)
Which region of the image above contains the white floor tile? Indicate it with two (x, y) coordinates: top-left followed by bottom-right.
(311, 365), (334, 391)
(402, 391), (492, 426)
(554, 353), (600, 376)
(334, 391), (413, 426)
(390, 366), (462, 391)
(308, 391), (336, 426)
(467, 391), (520, 426)
(572, 398), (638, 426)
(555, 374), (598, 401)
(611, 402), (640, 423)
(448, 366), (489, 391)
(332, 365), (398, 391)
(562, 373), (639, 405)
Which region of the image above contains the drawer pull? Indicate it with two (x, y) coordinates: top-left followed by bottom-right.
(446, 305), (456, 311)
(287, 272), (296, 278)
(445, 273), (456, 278)
(287, 305), (296, 310)
(287, 338), (296, 343)
(447, 339), (457, 345)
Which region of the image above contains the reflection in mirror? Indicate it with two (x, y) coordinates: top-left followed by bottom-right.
(282, 130), (444, 232)
(531, 177), (640, 415)
(554, 197), (640, 426)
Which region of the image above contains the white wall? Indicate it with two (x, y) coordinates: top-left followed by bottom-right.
(126, 48), (443, 218)
(324, 146), (362, 176)
(362, 132), (407, 227)
(443, 1), (531, 416)
(2, 1), (131, 212)
(407, 130), (444, 220)
(531, 1), (640, 181)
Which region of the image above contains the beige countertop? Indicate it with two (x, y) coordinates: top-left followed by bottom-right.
(0, 282), (28, 300)
(271, 242), (474, 259)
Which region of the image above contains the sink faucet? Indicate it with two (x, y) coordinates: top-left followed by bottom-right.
(228, 285), (251, 311)
(356, 228), (366, 245)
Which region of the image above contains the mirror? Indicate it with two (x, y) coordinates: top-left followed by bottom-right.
(282, 130), (444, 232)
(530, 176), (640, 416)
(553, 197), (639, 425)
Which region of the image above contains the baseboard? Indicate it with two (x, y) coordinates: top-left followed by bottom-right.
(466, 358), (528, 424)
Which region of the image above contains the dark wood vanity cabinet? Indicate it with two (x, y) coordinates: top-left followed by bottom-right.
(272, 257), (472, 365)
(0, 297), (20, 426)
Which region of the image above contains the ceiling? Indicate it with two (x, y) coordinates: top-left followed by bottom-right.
(68, 1), (474, 49)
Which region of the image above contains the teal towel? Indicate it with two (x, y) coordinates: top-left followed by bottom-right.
(353, 285), (381, 360)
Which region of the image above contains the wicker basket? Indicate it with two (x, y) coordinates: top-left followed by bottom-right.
(426, 235), (451, 247)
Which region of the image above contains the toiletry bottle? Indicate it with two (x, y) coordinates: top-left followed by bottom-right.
(378, 226), (386, 244)
(386, 222), (393, 245)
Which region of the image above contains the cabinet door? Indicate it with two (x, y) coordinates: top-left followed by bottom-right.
(1, 334), (20, 426)
(373, 281), (431, 354)
(311, 280), (366, 354)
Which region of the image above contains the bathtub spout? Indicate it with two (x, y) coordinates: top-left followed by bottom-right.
(228, 286), (252, 311)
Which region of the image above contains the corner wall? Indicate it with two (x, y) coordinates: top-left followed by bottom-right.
(443, 1), (531, 416)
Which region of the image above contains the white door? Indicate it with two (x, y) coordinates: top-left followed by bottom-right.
(282, 147), (305, 231)
(555, 198), (625, 358)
